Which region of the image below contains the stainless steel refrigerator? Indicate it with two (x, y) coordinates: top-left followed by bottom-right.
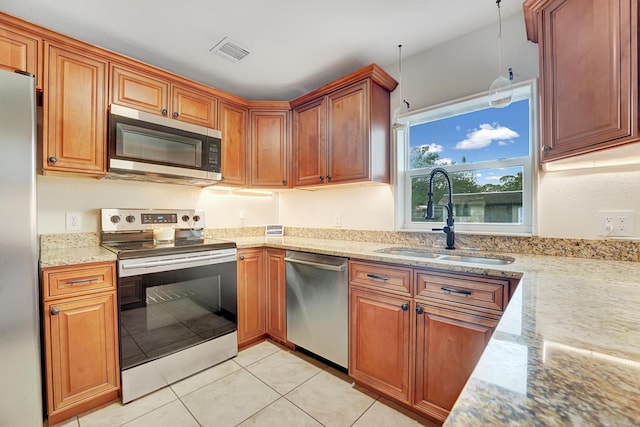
(0, 69), (43, 426)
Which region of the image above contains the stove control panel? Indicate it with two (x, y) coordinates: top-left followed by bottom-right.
(101, 209), (205, 232)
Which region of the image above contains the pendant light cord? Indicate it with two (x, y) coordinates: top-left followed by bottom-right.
(496, 0), (503, 76)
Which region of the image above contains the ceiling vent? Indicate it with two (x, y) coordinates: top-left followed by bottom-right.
(210, 37), (250, 62)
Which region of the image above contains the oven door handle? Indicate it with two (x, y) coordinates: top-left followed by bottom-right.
(121, 253), (232, 270)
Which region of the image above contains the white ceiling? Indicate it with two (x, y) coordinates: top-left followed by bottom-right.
(1, 0), (524, 100)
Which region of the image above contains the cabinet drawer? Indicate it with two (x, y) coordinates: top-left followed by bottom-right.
(349, 260), (412, 295)
(414, 270), (508, 312)
(43, 263), (116, 301)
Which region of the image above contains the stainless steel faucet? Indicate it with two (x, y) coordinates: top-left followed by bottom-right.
(425, 167), (455, 250)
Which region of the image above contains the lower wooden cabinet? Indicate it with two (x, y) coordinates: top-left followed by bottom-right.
(348, 260), (510, 423)
(414, 300), (498, 420)
(237, 248), (266, 347)
(41, 262), (119, 425)
(349, 287), (412, 404)
(237, 247), (287, 347)
(265, 248), (287, 342)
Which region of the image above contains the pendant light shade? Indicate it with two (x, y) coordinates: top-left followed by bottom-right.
(488, 0), (512, 108)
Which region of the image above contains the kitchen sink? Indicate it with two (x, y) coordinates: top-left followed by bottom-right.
(437, 254), (514, 265)
(374, 247), (514, 265)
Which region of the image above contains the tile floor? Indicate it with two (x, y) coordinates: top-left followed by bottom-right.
(51, 340), (439, 427)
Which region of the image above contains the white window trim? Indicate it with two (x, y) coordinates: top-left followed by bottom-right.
(394, 79), (539, 236)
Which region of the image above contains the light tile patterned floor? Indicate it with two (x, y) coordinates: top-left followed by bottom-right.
(51, 340), (438, 427)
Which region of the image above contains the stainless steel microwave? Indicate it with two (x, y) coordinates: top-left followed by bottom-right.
(107, 104), (222, 186)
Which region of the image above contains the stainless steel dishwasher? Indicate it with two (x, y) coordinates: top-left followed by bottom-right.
(285, 251), (348, 369)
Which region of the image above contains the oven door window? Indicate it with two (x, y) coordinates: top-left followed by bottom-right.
(119, 262), (236, 370)
(116, 122), (203, 168)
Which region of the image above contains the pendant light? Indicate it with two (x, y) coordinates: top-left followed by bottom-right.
(392, 44), (410, 127)
(488, 0), (513, 108)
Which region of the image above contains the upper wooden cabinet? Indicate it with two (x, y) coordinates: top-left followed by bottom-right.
(524, 0), (639, 161)
(0, 23), (42, 89)
(110, 64), (217, 128)
(219, 101), (249, 186)
(43, 42), (108, 176)
(291, 64), (397, 187)
(249, 104), (290, 188)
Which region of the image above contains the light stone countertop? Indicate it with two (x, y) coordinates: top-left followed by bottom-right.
(39, 235), (640, 425)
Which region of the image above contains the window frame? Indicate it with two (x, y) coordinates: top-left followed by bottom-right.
(394, 79), (538, 235)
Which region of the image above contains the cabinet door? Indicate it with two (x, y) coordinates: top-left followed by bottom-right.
(44, 292), (119, 414)
(237, 248), (266, 347)
(43, 43), (107, 175)
(327, 81), (369, 184)
(218, 101), (248, 186)
(414, 300), (497, 422)
(293, 98), (326, 186)
(250, 109), (289, 187)
(265, 248), (286, 341)
(0, 24), (41, 89)
(536, 0), (638, 160)
(349, 287), (412, 404)
(111, 65), (169, 116)
(172, 84), (217, 128)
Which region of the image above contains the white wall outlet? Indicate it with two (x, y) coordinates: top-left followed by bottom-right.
(65, 212), (82, 231)
(239, 210), (246, 226)
(597, 210), (635, 237)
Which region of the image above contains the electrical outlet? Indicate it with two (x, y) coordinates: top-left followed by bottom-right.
(65, 212), (82, 231)
(334, 213), (342, 228)
(239, 210), (246, 227)
(597, 210), (635, 237)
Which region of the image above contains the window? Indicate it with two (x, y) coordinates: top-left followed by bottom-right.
(395, 80), (537, 234)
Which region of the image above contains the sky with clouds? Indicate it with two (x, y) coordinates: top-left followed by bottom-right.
(409, 98), (529, 166)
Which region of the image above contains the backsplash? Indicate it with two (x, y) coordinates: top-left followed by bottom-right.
(41, 228), (640, 262)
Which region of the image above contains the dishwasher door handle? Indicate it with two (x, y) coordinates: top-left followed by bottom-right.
(285, 257), (346, 272)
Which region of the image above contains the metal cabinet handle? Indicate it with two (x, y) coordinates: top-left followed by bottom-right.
(173, 112), (179, 118)
(282, 179), (287, 185)
(327, 175), (332, 181)
(401, 303), (409, 311)
(319, 176), (325, 181)
(66, 278), (98, 285)
(239, 255), (245, 260)
(50, 307), (60, 315)
(416, 306), (424, 315)
(441, 286), (472, 295)
(161, 109), (168, 116)
(48, 156), (58, 164)
(542, 145), (551, 153)
(366, 273), (389, 281)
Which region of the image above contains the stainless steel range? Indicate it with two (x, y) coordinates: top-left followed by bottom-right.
(101, 209), (237, 403)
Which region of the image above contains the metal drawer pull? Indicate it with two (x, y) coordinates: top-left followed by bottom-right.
(366, 273), (389, 281)
(66, 278), (99, 285)
(416, 306), (424, 315)
(401, 303), (408, 311)
(441, 286), (471, 295)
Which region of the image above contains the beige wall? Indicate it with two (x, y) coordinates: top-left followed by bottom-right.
(36, 175), (279, 234)
(37, 11), (640, 240)
(280, 11), (640, 240)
